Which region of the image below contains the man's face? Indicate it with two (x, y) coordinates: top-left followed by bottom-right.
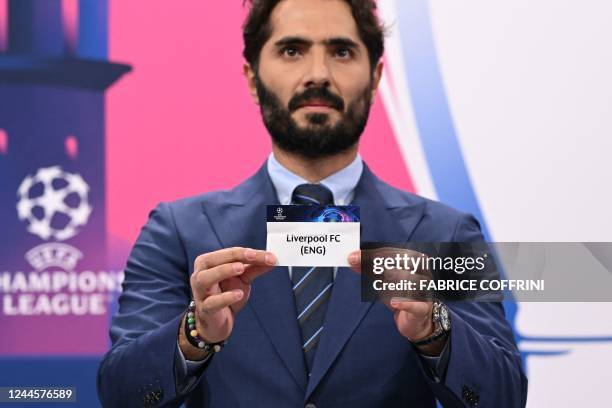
(246, 0), (382, 158)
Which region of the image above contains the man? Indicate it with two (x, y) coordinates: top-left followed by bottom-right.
(97, 0), (527, 407)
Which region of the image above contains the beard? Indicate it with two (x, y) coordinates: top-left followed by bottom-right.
(254, 75), (373, 159)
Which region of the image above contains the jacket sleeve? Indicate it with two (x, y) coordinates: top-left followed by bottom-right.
(97, 202), (208, 407)
(420, 213), (528, 408)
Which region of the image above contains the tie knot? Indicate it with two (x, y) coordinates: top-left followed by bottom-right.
(292, 183), (334, 206)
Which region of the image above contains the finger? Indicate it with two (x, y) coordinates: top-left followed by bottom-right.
(347, 250), (361, 273)
(240, 263), (277, 284)
(380, 296), (412, 311)
(389, 298), (432, 316)
(200, 290), (244, 315)
(195, 247), (276, 271)
(192, 262), (245, 293)
(219, 275), (250, 295)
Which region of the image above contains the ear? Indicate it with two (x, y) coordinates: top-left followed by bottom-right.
(369, 60), (384, 103)
(243, 63), (260, 105)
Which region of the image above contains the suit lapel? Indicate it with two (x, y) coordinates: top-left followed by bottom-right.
(305, 165), (427, 399)
(201, 163), (308, 392)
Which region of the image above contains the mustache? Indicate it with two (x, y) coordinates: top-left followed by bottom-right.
(288, 87), (345, 112)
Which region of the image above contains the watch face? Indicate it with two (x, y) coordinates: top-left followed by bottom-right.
(439, 305), (451, 331)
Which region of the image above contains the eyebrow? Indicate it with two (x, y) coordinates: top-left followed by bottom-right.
(273, 36), (360, 49)
(274, 36), (313, 48)
(324, 37), (359, 49)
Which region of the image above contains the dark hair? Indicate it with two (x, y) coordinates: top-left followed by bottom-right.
(243, 0), (385, 72)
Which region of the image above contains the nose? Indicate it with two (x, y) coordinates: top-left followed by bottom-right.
(303, 48), (331, 88)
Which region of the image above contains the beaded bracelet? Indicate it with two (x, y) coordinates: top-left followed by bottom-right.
(184, 300), (226, 353)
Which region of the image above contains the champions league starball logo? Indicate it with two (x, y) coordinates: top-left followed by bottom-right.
(16, 166), (92, 242)
(0, 166), (123, 318)
(274, 207), (286, 221)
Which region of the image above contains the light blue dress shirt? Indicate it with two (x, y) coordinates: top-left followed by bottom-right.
(266, 152), (363, 206)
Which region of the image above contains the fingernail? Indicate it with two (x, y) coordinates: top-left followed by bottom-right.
(265, 253), (277, 265)
(233, 263), (244, 274)
(245, 249), (257, 261)
(234, 290), (244, 300)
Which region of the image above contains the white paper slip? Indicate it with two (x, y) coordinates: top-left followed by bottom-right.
(266, 205), (360, 267)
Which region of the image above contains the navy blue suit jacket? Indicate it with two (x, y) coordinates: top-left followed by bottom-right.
(97, 163), (527, 407)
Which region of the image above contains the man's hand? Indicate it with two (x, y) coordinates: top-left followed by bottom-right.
(347, 250), (446, 356)
(179, 247), (277, 360)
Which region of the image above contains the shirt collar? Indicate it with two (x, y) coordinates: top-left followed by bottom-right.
(267, 152), (363, 205)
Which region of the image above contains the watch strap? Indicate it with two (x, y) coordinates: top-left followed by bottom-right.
(412, 327), (448, 346)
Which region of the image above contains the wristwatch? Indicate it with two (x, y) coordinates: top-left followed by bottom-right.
(412, 301), (451, 346)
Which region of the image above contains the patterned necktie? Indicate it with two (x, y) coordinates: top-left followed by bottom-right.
(291, 183), (335, 373)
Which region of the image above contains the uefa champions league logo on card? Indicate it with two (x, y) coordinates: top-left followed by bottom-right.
(274, 206), (286, 221)
(16, 166), (92, 241)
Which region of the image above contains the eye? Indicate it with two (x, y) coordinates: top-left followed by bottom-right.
(334, 47), (353, 59)
(281, 46), (301, 58)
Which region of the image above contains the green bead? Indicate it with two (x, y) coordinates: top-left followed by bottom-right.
(187, 317), (195, 324)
